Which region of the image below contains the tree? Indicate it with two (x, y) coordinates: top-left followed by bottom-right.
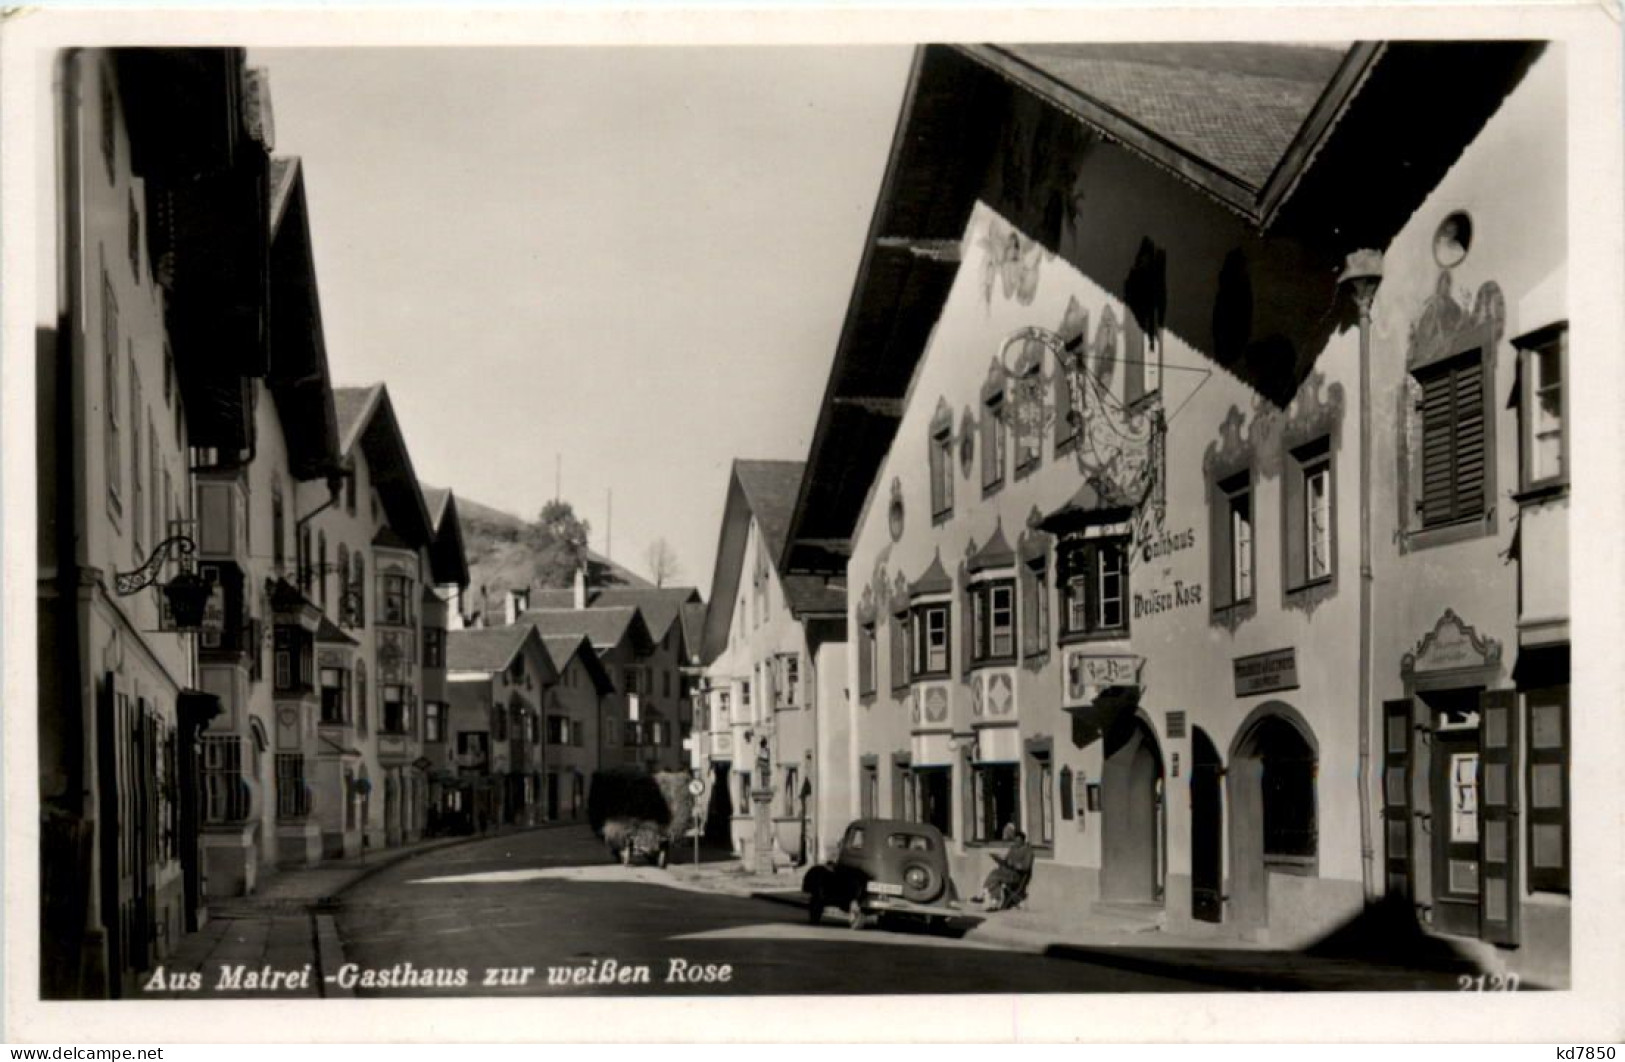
(525, 499), (591, 588)
(645, 537), (681, 588)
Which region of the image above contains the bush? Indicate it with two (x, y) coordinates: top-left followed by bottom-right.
(653, 771), (695, 843)
(586, 766), (670, 837)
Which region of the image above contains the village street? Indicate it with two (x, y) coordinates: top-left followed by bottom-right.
(328, 826), (1211, 996)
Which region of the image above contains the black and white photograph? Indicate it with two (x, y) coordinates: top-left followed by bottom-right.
(3, 3), (1622, 1044)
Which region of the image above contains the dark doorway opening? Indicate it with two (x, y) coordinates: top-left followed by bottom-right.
(1191, 727), (1224, 923)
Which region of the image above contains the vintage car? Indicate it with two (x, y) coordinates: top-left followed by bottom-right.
(801, 818), (968, 930)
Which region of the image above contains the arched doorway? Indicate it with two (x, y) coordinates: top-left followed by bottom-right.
(1190, 727), (1224, 923)
(1228, 705), (1318, 930)
(1101, 713), (1165, 904)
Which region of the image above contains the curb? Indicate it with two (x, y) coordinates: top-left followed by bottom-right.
(748, 890), (808, 910)
(315, 822), (581, 907)
(312, 913), (354, 998)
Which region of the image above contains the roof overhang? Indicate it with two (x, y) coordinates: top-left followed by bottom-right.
(429, 492), (472, 590)
(267, 157), (343, 481)
(350, 386), (435, 549)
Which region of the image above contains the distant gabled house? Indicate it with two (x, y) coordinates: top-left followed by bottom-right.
(698, 460), (848, 860)
(444, 625), (557, 832)
(521, 579), (704, 773)
(519, 603), (665, 772)
(538, 634), (617, 822)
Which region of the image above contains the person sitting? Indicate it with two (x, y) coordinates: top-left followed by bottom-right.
(971, 826), (1034, 910)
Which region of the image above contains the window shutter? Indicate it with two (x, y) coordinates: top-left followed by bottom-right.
(1477, 688), (1520, 947)
(1209, 483), (1230, 608)
(1381, 698), (1414, 900)
(1284, 456), (1307, 588)
(1419, 356), (1486, 527)
(959, 576), (974, 679)
(1453, 359), (1486, 519)
(889, 612), (907, 693)
(1054, 359), (1075, 452)
(1526, 687), (1569, 893)
(1124, 314), (1145, 407)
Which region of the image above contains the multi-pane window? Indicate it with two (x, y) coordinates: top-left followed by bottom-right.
(858, 621), (877, 697)
(970, 580), (1017, 664)
(272, 479), (285, 572)
(355, 661), (368, 733)
(972, 762), (1020, 843)
(1211, 472), (1253, 609)
(423, 627), (445, 669)
(624, 667), (641, 695)
(775, 653), (801, 708)
(317, 531), (329, 612)
(319, 666), (350, 725)
(910, 602), (950, 677)
(382, 686), (408, 734)
(1517, 325), (1567, 489)
(1285, 439), (1334, 590)
(1059, 536), (1129, 638)
(1021, 552), (1050, 657)
(1416, 351), (1488, 528)
(424, 701), (445, 743)
(352, 555), (366, 626)
(490, 703), (507, 742)
(381, 574), (411, 625)
(929, 425), (954, 519)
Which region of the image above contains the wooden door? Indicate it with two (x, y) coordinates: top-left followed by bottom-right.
(1382, 699), (1414, 898)
(1477, 689), (1520, 946)
(1430, 727), (1481, 937)
(1190, 729), (1223, 923)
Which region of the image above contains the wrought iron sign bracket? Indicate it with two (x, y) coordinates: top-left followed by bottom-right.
(114, 535), (198, 596)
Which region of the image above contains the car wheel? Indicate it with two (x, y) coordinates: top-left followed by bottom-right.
(846, 899), (867, 931)
(900, 861), (943, 904)
(807, 887), (825, 925)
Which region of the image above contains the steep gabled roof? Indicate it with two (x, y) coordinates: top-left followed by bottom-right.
(448, 624), (539, 675)
(540, 634), (615, 695)
(519, 606), (655, 656)
(703, 459), (846, 663)
(265, 155), (342, 482)
(419, 483), (471, 590)
(520, 585), (700, 645)
(333, 384), (434, 548)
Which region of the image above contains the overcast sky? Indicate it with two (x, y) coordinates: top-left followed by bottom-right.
(253, 46), (913, 594)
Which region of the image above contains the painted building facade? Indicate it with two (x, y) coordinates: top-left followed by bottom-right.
(697, 460), (847, 861)
(195, 156), (345, 898)
(38, 48), (271, 998)
(782, 42), (1567, 979)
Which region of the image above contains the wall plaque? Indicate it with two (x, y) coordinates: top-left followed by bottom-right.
(1233, 648), (1298, 697)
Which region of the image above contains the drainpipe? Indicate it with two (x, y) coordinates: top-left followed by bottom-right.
(1340, 249), (1384, 905)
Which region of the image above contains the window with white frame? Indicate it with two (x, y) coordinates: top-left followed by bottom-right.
(1058, 535), (1129, 639)
(970, 579), (1017, 664)
(1211, 471), (1254, 609)
(910, 601), (951, 678)
(1516, 323), (1567, 490)
(1285, 439), (1334, 591)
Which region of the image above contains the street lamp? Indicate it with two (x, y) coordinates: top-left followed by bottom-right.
(114, 534), (214, 631)
(1339, 248), (1383, 905)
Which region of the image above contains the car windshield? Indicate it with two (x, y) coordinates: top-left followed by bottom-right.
(887, 833), (932, 851)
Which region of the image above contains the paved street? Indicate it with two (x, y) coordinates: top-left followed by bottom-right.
(332, 826), (1214, 996)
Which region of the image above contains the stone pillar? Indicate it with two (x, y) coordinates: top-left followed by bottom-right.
(751, 788), (774, 875)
